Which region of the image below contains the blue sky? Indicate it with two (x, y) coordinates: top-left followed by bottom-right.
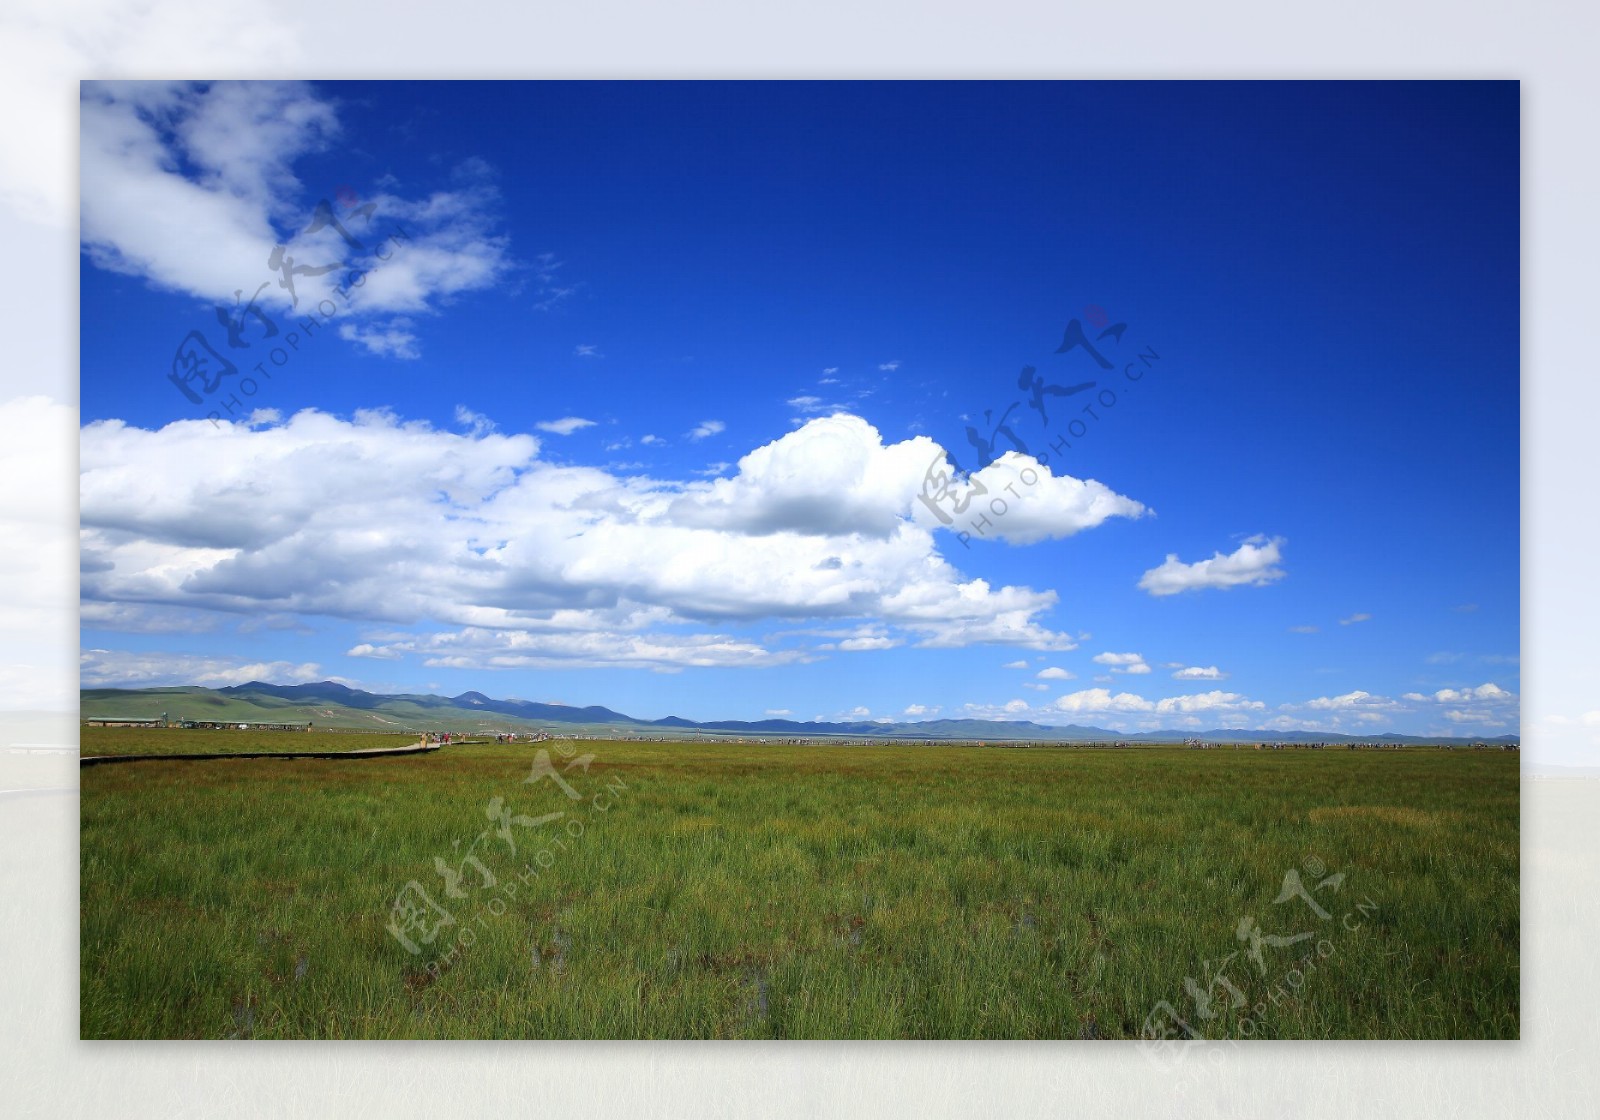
(78, 80), (1520, 735)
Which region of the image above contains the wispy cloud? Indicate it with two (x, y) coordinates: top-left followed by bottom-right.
(454, 405), (496, 435)
(1339, 612), (1372, 626)
(535, 416), (595, 436)
(688, 419), (725, 440)
(339, 320), (419, 359)
(532, 251), (581, 311)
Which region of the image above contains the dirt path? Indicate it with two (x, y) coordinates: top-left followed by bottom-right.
(79, 740), (439, 767)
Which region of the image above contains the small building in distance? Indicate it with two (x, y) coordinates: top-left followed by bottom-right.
(84, 715), (168, 728)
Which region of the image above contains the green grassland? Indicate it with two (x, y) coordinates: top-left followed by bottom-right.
(79, 738), (1519, 1039)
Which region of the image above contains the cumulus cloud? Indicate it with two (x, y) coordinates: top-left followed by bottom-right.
(535, 417), (596, 436)
(1415, 683), (1517, 704)
(688, 420), (725, 440)
(1153, 690), (1264, 715)
(1278, 681), (1518, 735)
(1047, 689), (1253, 718)
(1173, 665), (1227, 680)
(1303, 690), (1395, 711)
(1138, 535), (1286, 597)
(955, 451), (1148, 545)
(80, 81), (511, 359)
(1092, 652), (1150, 674)
(78, 408), (1133, 671)
(764, 709), (791, 717)
(1043, 687), (1265, 720)
(903, 704), (940, 718)
(1003, 659), (1030, 669)
(1037, 667), (1076, 680)
(670, 416), (1144, 554)
(81, 648), (327, 688)
(1051, 688), (1154, 714)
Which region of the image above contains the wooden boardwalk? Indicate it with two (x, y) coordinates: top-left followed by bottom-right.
(79, 741), (438, 767)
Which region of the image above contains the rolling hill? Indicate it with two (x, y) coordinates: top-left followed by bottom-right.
(78, 681), (1521, 745)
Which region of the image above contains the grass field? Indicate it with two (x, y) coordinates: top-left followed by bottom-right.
(79, 734), (1519, 1039)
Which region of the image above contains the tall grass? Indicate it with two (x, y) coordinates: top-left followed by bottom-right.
(80, 741), (1518, 1039)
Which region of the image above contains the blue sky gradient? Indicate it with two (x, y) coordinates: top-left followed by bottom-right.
(78, 80), (1520, 735)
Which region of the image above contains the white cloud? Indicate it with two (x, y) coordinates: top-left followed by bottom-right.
(1303, 690), (1395, 711)
(347, 643), (402, 660)
(1043, 688), (1267, 723)
(955, 452), (1148, 545)
(671, 415), (1144, 561)
(1423, 683), (1516, 704)
(81, 648), (326, 688)
(878, 361), (901, 371)
(1173, 666), (1227, 680)
(574, 344), (600, 357)
(1153, 690), (1264, 715)
(1093, 651), (1149, 674)
(1023, 683), (1049, 692)
(1051, 689), (1154, 714)
(535, 417), (596, 436)
(764, 709), (792, 717)
(903, 704), (940, 718)
(1037, 667), (1076, 680)
(409, 626), (802, 672)
(640, 434), (663, 446)
(455, 406), (496, 435)
(688, 420), (725, 440)
(1138, 535), (1286, 597)
(79, 408), (1111, 670)
(1003, 659), (1030, 669)
(1340, 612), (1373, 626)
(339, 320), (420, 359)
(1288, 625), (1319, 634)
(80, 82), (512, 358)
(837, 635), (901, 652)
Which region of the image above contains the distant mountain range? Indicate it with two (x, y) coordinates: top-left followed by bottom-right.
(79, 680), (1521, 746)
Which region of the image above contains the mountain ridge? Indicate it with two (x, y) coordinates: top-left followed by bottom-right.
(78, 680), (1521, 746)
